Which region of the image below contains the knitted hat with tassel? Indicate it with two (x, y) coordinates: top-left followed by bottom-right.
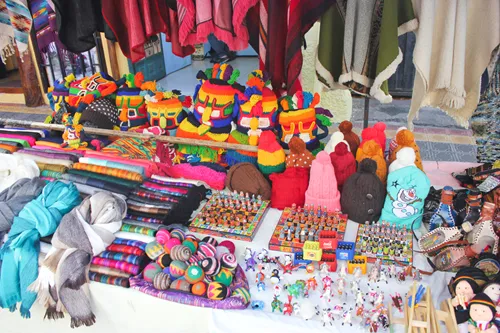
(330, 142), (356, 190)
(339, 120), (360, 156)
(356, 140), (387, 183)
(257, 131), (286, 176)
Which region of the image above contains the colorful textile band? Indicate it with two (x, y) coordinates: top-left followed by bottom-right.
(67, 169), (140, 188)
(125, 214), (163, 224)
(91, 257), (140, 275)
(112, 238), (147, 250)
(90, 264), (132, 278)
(127, 204), (170, 215)
(41, 170), (63, 179)
(17, 149), (78, 161)
(120, 223), (156, 237)
(131, 190), (180, 203)
(106, 244), (145, 256)
(140, 183), (188, 197)
(35, 162), (68, 173)
(147, 178), (194, 188)
(123, 219), (163, 230)
(72, 162), (143, 182)
(127, 199), (173, 210)
(98, 251), (144, 265)
(79, 157), (145, 176)
(101, 137), (156, 160)
(89, 272), (130, 288)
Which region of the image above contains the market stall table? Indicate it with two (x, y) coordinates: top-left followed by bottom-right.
(1, 162), (479, 333)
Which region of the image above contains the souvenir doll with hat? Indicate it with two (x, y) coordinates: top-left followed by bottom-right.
(482, 274), (500, 326)
(468, 293), (498, 332)
(226, 70), (278, 166)
(449, 267), (489, 324)
(176, 64), (244, 162)
(277, 91), (333, 154)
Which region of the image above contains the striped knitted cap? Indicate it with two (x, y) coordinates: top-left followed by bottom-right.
(257, 131), (285, 176)
(468, 293), (496, 314)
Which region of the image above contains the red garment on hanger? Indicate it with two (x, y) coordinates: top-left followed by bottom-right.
(102, 0), (193, 63)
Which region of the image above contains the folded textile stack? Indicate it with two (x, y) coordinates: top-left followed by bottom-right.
(0, 128), (46, 153)
(89, 238), (150, 288)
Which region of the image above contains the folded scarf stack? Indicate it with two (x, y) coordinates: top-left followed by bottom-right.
(89, 238), (148, 289)
(30, 191), (126, 327)
(0, 181), (80, 317)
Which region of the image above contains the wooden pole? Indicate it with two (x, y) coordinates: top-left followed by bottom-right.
(0, 118), (261, 153)
(16, 43), (45, 107)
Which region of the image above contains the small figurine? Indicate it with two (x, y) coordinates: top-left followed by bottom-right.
(244, 248), (257, 272)
(321, 286), (333, 303)
(257, 281), (266, 292)
(367, 286), (379, 306)
(305, 263), (315, 274)
(251, 300), (265, 310)
(342, 308), (353, 326)
(283, 295), (294, 316)
(321, 308), (334, 327)
(375, 291), (384, 307)
(397, 270), (406, 283)
(378, 269), (388, 284)
(293, 302), (301, 316)
(356, 304), (365, 317)
(331, 304), (345, 320)
(270, 269), (281, 284)
(322, 275), (333, 291)
(273, 284), (283, 297)
(271, 296), (284, 313)
(388, 263), (398, 278)
(257, 248), (269, 263)
(368, 264), (380, 283)
(287, 283), (302, 298)
(277, 254), (299, 274)
(356, 289), (365, 306)
(320, 262), (330, 276)
(351, 280), (360, 295)
(339, 262), (348, 278)
(467, 293), (499, 333)
(306, 276), (318, 291)
(353, 266), (363, 282)
(337, 277), (346, 297)
(391, 293), (403, 312)
(482, 282), (500, 325)
(413, 269), (422, 282)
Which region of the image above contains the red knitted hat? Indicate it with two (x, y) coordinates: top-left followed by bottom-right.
(269, 167), (309, 209)
(330, 142), (356, 190)
(360, 122), (387, 153)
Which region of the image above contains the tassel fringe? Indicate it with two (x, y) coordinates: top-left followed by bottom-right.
(44, 307), (64, 321)
(70, 314), (96, 328)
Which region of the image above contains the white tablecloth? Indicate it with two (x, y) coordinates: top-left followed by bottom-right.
(1, 206), (456, 333)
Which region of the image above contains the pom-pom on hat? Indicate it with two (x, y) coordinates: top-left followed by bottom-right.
(270, 167), (310, 209)
(389, 126), (407, 157)
(325, 131), (350, 154)
(339, 120), (360, 156)
(341, 159), (386, 223)
(356, 140), (387, 183)
(389, 147), (416, 173)
(257, 131), (286, 176)
(389, 129), (424, 172)
(360, 122), (387, 153)
(286, 137), (315, 168)
(330, 142), (356, 190)
(305, 151), (341, 211)
(225, 162), (272, 200)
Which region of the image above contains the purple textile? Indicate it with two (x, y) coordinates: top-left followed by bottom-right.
(129, 265), (250, 310)
(16, 149), (78, 161)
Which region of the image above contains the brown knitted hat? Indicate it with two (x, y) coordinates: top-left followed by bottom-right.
(339, 120), (360, 156)
(286, 137), (315, 168)
(225, 163), (272, 200)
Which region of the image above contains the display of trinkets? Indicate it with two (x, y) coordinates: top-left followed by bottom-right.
(355, 221), (413, 265)
(269, 204), (347, 253)
(189, 190), (270, 241)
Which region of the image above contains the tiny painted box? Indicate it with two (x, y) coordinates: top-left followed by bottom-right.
(319, 252), (337, 272)
(319, 230), (338, 250)
(347, 255), (367, 274)
(336, 241), (355, 261)
(294, 252), (312, 268)
(303, 241), (323, 261)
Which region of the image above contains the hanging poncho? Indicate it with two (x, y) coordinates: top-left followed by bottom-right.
(316, 0), (417, 103)
(0, 181), (80, 317)
(0, 0), (33, 62)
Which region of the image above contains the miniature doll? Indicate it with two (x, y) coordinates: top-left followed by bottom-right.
(483, 281), (500, 325)
(244, 247), (257, 271)
(320, 262), (330, 276)
(307, 276), (318, 291)
(389, 263), (398, 278)
(351, 280), (360, 295)
(367, 286), (379, 305)
(339, 262), (348, 278)
(353, 266), (363, 282)
(270, 269), (281, 284)
(322, 275), (333, 291)
(356, 289), (365, 306)
(321, 308), (334, 326)
(342, 308), (353, 326)
(293, 302), (301, 316)
(467, 293), (499, 333)
(271, 296), (284, 313)
(337, 277), (346, 297)
(257, 281), (266, 292)
(375, 291), (385, 307)
(274, 284), (283, 297)
(368, 265), (380, 283)
(379, 269), (388, 284)
(256, 264), (266, 283)
(321, 286), (333, 303)
(450, 272), (482, 324)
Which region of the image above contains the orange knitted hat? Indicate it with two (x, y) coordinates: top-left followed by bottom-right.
(356, 140), (387, 183)
(389, 129), (423, 172)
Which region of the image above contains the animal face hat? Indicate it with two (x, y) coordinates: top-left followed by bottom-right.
(190, 64), (243, 136)
(277, 91), (333, 152)
(145, 89), (191, 135)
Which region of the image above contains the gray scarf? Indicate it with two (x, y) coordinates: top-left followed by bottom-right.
(30, 191), (127, 328)
(0, 177), (46, 247)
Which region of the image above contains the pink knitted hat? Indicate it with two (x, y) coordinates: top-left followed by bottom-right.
(305, 151), (341, 211)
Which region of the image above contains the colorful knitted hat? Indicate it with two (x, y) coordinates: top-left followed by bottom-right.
(67, 72), (119, 107)
(389, 126), (407, 157)
(225, 162), (272, 200)
(116, 73), (149, 129)
(356, 140), (387, 183)
(286, 137), (315, 168)
(388, 147), (416, 173)
(277, 91), (333, 153)
(79, 98), (119, 130)
(360, 122), (387, 153)
(341, 159), (386, 223)
(226, 70), (278, 166)
(339, 120), (360, 156)
(330, 142), (356, 190)
(257, 131), (286, 176)
(325, 131), (350, 154)
(270, 167), (309, 209)
(389, 129), (424, 172)
(305, 151), (341, 211)
(145, 90), (191, 136)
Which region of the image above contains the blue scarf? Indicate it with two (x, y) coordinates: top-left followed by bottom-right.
(0, 181), (80, 317)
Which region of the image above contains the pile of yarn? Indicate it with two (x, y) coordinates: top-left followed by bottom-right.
(144, 228), (247, 302)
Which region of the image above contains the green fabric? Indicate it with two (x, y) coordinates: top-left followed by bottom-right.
(67, 169), (140, 188)
(258, 163), (285, 176)
(0, 138), (30, 148)
(177, 144), (219, 162)
(41, 170), (63, 179)
(317, 5), (345, 86)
